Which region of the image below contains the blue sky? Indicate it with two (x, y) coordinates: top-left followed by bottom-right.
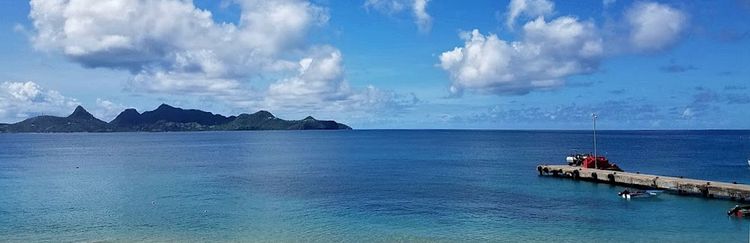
(0, 0), (748, 129)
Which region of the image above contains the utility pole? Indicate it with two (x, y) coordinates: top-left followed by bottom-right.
(592, 113), (598, 169)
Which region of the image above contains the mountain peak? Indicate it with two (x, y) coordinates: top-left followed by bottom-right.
(122, 108), (140, 114)
(157, 103), (176, 110)
(4, 104), (350, 132)
(253, 110), (275, 118)
(67, 105), (96, 120)
(110, 108), (142, 125)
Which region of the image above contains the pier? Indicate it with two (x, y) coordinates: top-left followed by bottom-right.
(537, 165), (750, 201)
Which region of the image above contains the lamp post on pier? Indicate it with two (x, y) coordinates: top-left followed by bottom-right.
(592, 113), (598, 170)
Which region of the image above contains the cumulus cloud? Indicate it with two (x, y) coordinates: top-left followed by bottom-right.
(439, 16), (603, 96)
(440, 0), (688, 96)
(0, 81), (79, 122)
(267, 47), (349, 105)
(128, 70), (246, 98)
(93, 98), (127, 122)
(365, 0), (433, 32)
(263, 47), (419, 113)
(26, 0), (414, 118)
(29, 0), (326, 97)
(626, 2), (687, 52)
(506, 0), (554, 29)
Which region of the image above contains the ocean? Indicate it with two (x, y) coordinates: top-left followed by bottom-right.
(1, 130), (749, 242)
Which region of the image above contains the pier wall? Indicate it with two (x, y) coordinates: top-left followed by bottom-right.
(537, 165), (750, 201)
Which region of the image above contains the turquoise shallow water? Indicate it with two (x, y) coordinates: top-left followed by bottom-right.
(1, 130), (750, 242)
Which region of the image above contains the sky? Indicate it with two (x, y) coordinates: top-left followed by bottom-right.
(0, 0), (748, 129)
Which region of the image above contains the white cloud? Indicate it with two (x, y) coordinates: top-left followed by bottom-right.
(235, 0), (329, 54)
(0, 81), (79, 122)
(440, 1), (688, 96)
(365, 0), (433, 32)
(129, 71), (245, 98)
(439, 16), (602, 95)
(268, 48), (347, 102)
(412, 0), (432, 32)
(94, 98), (126, 122)
(365, 0), (408, 13)
(29, 0), (327, 97)
(26, 0), (414, 118)
(626, 2), (687, 52)
(263, 47), (419, 114)
(506, 0), (554, 29)
(681, 107), (694, 119)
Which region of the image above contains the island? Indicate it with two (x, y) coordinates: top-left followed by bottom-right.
(0, 104), (351, 133)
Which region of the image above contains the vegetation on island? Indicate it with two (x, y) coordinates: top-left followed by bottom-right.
(0, 104), (351, 133)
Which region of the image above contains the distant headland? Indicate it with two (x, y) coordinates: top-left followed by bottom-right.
(0, 104), (351, 133)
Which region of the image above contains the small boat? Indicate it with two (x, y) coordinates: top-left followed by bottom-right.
(728, 205), (750, 217)
(618, 189), (662, 199)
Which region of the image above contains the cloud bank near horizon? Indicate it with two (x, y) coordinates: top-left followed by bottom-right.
(0, 81), (79, 122)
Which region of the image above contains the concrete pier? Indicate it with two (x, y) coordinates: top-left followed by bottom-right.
(537, 165), (750, 201)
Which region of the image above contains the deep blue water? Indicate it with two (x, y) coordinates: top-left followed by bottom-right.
(1, 130), (750, 242)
